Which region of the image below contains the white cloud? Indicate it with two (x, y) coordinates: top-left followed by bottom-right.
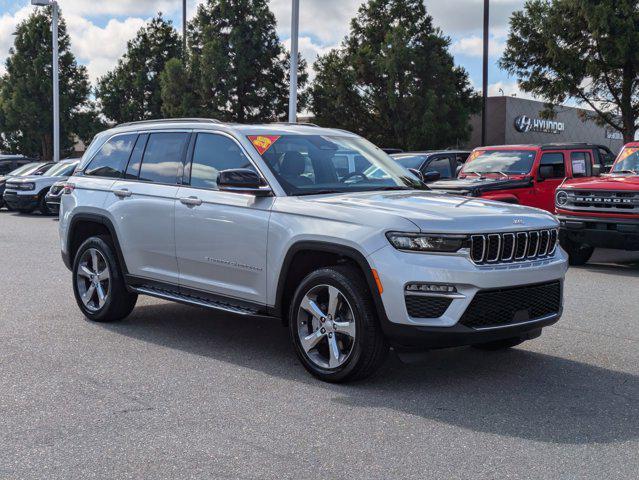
(451, 35), (506, 58)
(488, 81), (538, 100)
(283, 36), (336, 82)
(56, 0), (182, 17)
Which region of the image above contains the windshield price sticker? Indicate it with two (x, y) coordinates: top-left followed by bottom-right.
(248, 135), (280, 155)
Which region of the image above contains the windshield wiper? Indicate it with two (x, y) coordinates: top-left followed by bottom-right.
(296, 189), (343, 196)
(615, 169), (638, 175)
(464, 171), (482, 178)
(482, 171), (509, 178)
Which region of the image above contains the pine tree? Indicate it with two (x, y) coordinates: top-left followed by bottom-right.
(311, 0), (479, 150)
(96, 14), (181, 124)
(160, 0), (307, 122)
(0, 7), (97, 159)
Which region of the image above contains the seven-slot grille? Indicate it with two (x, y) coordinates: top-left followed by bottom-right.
(470, 229), (557, 265)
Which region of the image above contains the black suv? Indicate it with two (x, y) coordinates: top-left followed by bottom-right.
(391, 150), (470, 182)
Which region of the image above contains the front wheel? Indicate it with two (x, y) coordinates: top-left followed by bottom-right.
(72, 235), (137, 322)
(289, 265), (389, 383)
(561, 238), (594, 266)
(38, 191), (51, 215)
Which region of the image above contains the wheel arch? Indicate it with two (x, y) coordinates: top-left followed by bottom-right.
(67, 213), (128, 274)
(271, 241), (389, 325)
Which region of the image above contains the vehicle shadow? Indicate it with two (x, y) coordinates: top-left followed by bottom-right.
(99, 301), (639, 446)
(575, 249), (639, 277)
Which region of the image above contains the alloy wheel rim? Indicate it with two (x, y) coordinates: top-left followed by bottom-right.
(76, 248), (110, 312)
(296, 284), (357, 369)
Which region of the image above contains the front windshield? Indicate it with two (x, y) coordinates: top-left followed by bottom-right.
(250, 134), (423, 195)
(44, 161), (78, 177)
(7, 163), (39, 177)
(393, 155), (427, 170)
(461, 150), (536, 175)
(611, 147), (639, 174)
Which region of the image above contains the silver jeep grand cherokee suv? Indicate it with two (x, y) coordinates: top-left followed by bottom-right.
(59, 119), (568, 382)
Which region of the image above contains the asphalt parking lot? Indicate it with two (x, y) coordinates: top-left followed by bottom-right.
(0, 211), (638, 480)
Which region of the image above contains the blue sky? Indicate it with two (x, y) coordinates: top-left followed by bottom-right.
(0, 0), (529, 97)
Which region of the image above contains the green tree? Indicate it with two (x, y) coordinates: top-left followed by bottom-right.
(97, 14), (181, 124)
(501, 0), (639, 142)
(311, 0), (478, 150)
(160, 0), (308, 122)
(0, 7), (96, 159)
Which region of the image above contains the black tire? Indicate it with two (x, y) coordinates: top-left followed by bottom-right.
(288, 265), (389, 383)
(38, 191), (51, 215)
(72, 235), (137, 322)
(561, 238), (594, 266)
(472, 337), (526, 351)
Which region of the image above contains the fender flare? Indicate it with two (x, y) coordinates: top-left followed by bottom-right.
(271, 240), (389, 323)
(66, 213), (129, 274)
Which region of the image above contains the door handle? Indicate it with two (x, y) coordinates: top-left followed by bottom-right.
(180, 196), (202, 207)
(112, 188), (131, 198)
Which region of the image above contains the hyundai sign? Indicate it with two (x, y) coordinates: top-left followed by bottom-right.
(514, 115), (565, 134)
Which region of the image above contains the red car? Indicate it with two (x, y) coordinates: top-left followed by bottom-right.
(429, 143), (614, 213)
(556, 142), (639, 265)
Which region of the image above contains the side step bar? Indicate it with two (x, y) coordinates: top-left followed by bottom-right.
(133, 286), (263, 317)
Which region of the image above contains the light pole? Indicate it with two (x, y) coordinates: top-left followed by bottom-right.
(182, 0), (187, 61)
(481, 0), (489, 146)
(288, 0), (300, 123)
(32, 0), (59, 163)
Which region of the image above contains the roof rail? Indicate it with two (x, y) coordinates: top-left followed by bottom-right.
(116, 118), (223, 128)
(270, 121), (320, 127)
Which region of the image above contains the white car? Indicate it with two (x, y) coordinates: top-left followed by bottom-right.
(58, 119), (568, 382)
(4, 159), (79, 214)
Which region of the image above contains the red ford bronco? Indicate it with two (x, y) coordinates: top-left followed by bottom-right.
(556, 142), (639, 265)
(429, 144), (615, 213)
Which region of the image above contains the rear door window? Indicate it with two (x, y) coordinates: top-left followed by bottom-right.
(85, 134), (137, 178)
(539, 153), (566, 178)
(425, 156), (452, 178)
(138, 132), (189, 184)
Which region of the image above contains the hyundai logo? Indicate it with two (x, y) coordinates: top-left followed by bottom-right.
(514, 115), (533, 133)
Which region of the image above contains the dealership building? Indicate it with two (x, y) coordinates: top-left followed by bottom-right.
(466, 96), (626, 153)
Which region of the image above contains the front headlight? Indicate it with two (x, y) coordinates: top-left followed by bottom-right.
(555, 190), (569, 207)
(386, 232), (467, 253)
(18, 182), (35, 191)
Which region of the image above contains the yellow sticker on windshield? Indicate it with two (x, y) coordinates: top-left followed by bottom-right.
(618, 147), (639, 162)
(248, 135), (280, 155)
(468, 150), (483, 161)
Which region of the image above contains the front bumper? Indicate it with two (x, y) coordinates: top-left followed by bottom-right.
(367, 245), (568, 348)
(558, 214), (639, 251)
(3, 191), (38, 210)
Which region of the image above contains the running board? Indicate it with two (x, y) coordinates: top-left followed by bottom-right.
(133, 286), (262, 316)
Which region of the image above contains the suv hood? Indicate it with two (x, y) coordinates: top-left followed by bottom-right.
(429, 176), (533, 195)
(562, 174), (639, 191)
(304, 190), (556, 234)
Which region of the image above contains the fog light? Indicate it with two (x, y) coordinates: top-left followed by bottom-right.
(405, 283), (457, 293)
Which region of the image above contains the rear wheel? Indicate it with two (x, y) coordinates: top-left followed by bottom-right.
(72, 235), (137, 322)
(289, 265), (389, 383)
(561, 238), (594, 266)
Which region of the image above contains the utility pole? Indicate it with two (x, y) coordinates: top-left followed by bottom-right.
(288, 0), (300, 123)
(32, 0), (59, 162)
(481, 0), (489, 146)
(182, 0), (187, 61)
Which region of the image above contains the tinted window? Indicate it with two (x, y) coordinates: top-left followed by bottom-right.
(394, 155), (426, 169)
(190, 134), (255, 189)
(540, 153), (565, 178)
(139, 133), (188, 184)
(0, 162), (13, 175)
(85, 134), (137, 178)
(425, 157), (452, 178)
(125, 134), (148, 179)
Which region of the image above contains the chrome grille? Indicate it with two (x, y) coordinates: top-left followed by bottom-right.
(470, 229), (558, 265)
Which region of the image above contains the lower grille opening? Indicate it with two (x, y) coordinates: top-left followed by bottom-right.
(406, 296), (452, 318)
(460, 281), (561, 329)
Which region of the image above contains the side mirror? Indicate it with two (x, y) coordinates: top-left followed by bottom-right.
(592, 164), (602, 176)
(538, 165), (555, 181)
(422, 171), (441, 183)
(408, 168), (424, 182)
(217, 168), (271, 196)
